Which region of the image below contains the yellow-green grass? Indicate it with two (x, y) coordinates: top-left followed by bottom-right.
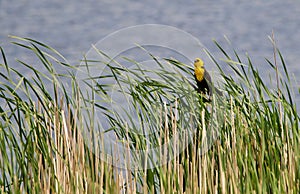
(0, 36), (299, 193)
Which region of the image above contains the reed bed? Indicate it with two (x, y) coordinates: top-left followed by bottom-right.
(0, 36), (299, 193)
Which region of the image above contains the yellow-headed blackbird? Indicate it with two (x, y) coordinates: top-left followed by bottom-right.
(194, 58), (222, 96)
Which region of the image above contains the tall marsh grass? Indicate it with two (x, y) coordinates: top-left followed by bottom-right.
(0, 36), (299, 193)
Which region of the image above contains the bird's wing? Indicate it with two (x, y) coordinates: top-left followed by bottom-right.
(204, 69), (212, 84)
(204, 69), (223, 96)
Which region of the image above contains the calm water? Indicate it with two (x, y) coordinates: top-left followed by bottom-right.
(1, 0), (300, 103)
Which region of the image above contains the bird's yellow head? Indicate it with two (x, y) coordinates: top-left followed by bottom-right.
(194, 58), (204, 69)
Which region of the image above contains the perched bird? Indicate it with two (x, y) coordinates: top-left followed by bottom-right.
(194, 58), (222, 96)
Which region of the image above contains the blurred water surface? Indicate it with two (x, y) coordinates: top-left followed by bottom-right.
(0, 0), (299, 102)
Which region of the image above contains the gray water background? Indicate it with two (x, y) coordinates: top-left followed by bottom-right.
(1, 0), (300, 105)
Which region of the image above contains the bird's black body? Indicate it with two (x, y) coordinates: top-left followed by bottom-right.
(194, 69), (223, 96)
(194, 69), (212, 96)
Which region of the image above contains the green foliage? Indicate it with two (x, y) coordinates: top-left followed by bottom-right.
(0, 36), (299, 193)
